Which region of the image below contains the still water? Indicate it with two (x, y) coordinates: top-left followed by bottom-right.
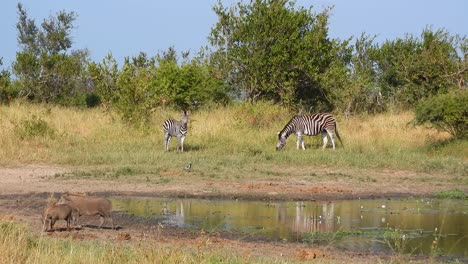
(112, 197), (468, 258)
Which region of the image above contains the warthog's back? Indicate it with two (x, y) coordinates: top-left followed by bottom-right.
(59, 195), (112, 216)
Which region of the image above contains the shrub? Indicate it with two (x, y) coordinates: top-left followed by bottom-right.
(0, 62), (17, 105)
(415, 91), (467, 139)
(15, 115), (56, 139)
(56, 92), (101, 108)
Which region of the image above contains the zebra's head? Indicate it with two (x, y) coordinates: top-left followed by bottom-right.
(276, 131), (286, 150)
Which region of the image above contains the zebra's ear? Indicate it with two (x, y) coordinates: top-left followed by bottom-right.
(277, 131), (280, 135)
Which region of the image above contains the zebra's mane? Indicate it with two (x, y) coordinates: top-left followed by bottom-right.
(279, 115), (300, 139)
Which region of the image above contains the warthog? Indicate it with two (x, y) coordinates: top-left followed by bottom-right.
(42, 203), (77, 231)
(58, 193), (114, 229)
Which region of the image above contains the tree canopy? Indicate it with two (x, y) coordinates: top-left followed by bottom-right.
(12, 3), (90, 105)
(2, 1), (466, 124)
(209, 0), (351, 111)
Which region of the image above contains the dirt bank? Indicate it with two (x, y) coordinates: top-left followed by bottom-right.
(0, 164), (460, 200)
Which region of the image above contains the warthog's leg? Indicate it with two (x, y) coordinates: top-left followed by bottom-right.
(50, 219), (56, 231)
(109, 215), (114, 230)
(71, 209), (80, 227)
(98, 215), (105, 229)
(42, 218), (50, 232)
(66, 217), (71, 231)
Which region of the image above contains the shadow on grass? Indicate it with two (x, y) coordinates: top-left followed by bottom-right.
(425, 137), (459, 150)
(164, 143), (205, 152)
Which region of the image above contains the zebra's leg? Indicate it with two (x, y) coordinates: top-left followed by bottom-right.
(327, 129), (336, 150)
(296, 134), (302, 150)
(321, 131), (328, 149)
(180, 136), (185, 152)
(301, 137), (306, 150)
(164, 133), (171, 151)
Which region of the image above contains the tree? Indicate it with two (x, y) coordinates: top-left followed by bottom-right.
(88, 53), (120, 108)
(12, 3), (89, 105)
(341, 34), (384, 115)
(89, 48), (229, 125)
(373, 28), (467, 107)
(151, 48), (229, 110)
(114, 52), (156, 124)
(209, 0), (351, 110)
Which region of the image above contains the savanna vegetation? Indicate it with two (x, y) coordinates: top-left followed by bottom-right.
(0, 0), (466, 263)
(0, 101), (466, 177)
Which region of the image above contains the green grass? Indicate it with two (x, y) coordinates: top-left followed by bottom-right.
(433, 189), (467, 199)
(0, 101), (466, 179)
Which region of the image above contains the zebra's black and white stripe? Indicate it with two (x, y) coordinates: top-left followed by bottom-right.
(163, 111), (188, 152)
(276, 113), (343, 150)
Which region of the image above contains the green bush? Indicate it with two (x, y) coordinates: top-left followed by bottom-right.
(415, 91), (467, 139)
(55, 92), (101, 108)
(0, 84), (18, 105)
(0, 60), (17, 105)
(15, 115), (56, 139)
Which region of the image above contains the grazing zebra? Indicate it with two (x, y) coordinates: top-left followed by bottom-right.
(276, 113), (343, 150)
(163, 111), (188, 152)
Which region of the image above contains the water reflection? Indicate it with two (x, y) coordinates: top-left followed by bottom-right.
(112, 197), (468, 258)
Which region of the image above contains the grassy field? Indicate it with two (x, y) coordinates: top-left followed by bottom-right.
(1, 101), (466, 263)
(0, 100), (465, 177)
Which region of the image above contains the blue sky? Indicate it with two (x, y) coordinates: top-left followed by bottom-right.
(1, 0), (467, 68)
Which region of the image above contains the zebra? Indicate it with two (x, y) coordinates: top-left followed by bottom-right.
(276, 113), (343, 150)
(163, 111), (188, 152)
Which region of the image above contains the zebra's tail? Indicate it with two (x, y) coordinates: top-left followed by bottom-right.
(335, 124), (344, 148)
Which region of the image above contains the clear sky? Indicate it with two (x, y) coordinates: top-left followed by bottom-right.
(1, 0), (467, 68)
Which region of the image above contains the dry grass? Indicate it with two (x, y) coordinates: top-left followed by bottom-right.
(343, 112), (449, 150)
(0, 101), (465, 176)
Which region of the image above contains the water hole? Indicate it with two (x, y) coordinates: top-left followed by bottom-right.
(112, 197), (468, 258)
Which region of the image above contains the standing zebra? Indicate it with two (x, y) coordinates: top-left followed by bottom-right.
(163, 111), (188, 152)
(276, 113), (343, 150)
